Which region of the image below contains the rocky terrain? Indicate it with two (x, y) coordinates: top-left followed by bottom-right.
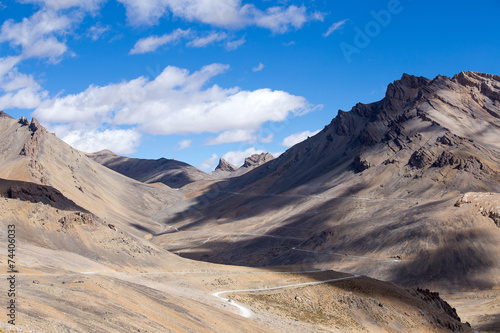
(151, 72), (500, 329)
(0, 110), (475, 332)
(211, 153), (275, 179)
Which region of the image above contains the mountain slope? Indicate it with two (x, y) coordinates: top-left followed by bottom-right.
(153, 71), (500, 290)
(88, 149), (213, 188)
(0, 112), (473, 332)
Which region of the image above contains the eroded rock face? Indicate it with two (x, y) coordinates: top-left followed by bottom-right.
(58, 212), (95, 230)
(242, 153), (274, 168)
(215, 158), (238, 172)
(432, 151), (460, 168)
(19, 116), (29, 126)
(354, 155), (371, 172)
(408, 149), (435, 169)
(453, 71), (500, 102)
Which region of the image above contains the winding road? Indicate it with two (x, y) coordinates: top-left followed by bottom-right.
(212, 274), (361, 318)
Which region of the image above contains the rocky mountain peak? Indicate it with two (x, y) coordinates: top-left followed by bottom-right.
(385, 73), (431, 101)
(19, 116), (30, 126)
(242, 153), (274, 168)
(29, 117), (43, 133)
(215, 158), (237, 172)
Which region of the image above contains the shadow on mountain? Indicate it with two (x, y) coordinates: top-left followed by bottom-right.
(0, 178), (89, 212)
(164, 178), (496, 289)
(474, 314), (500, 332)
(129, 222), (155, 234)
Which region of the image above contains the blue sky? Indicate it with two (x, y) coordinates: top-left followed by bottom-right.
(1, 0), (499, 171)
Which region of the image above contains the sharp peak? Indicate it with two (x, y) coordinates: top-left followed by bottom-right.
(216, 157), (238, 172)
(391, 73), (432, 88)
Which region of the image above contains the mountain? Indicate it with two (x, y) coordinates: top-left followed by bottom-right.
(154, 71), (500, 293)
(88, 149), (213, 188)
(242, 152), (275, 168)
(211, 153), (275, 179)
(215, 157), (238, 172)
(0, 112), (473, 332)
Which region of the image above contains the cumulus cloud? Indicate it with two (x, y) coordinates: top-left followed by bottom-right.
(198, 153), (218, 171)
(34, 63), (315, 139)
(130, 28), (191, 54)
(175, 139), (192, 150)
(323, 19), (348, 37)
(222, 147), (265, 167)
(281, 129), (320, 147)
(0, 9), (75, 62)
(252, 62), (264, 72)
(0, 56), (47, 109)
(117, 0), (322, 33)
(51, 125), (141, 154)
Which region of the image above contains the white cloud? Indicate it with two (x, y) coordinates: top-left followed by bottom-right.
(87, 24), (110, 41)
(51, 125), (141, 154)
(187, 31), (227, 48)
(252, 62), (265, 72)
(175, 139), (192, 150)
(198, 153), (218, 171)
(34, 63), (316, 137)
(281, 129), (320, 147)
(205, 129), (274, 145)
(130, 28), (190, 54)
(253, 5), (316, 33)
(205, 129), (256, 145)
(0, 56), (21, 78)
(117, 0), (322, 33)
(225, 37), (245, 50)
(0, 9), (74, 62)
(323, 19), (348, 37)
(222, 147), (265, 167)
(18, 0), (105, 11)
(0, 57), (47, 109)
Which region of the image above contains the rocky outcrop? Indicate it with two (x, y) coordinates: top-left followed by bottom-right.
(58, 212), (95, 230)
(432, 151), (460, 168)
(408, 148), (435, 169)
(413, 288), (469, 331)
(215, 158), (237, 172)
(211, 153), (275, 179)
(242, 153), (274, 168)
(353, 155), (371, 172)
(0, 179), (87, 211)
(455, 192), (500, 228)
(385, 73), (431, 102)
(453, 71), (500, 102)
(19, 117), (46, 157)
(19, 116), (29, 126)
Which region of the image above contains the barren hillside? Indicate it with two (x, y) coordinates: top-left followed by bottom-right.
(153, 72), (500, 292)
(88, 149), (213, 188)
(0, 111), (473, 332)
